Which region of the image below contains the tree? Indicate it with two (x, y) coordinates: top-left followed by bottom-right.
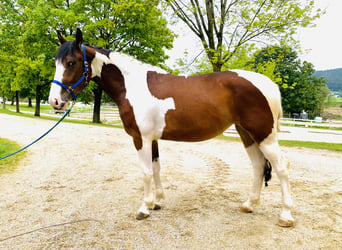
(0, 0), (56, 115)
(0, 0), (22, 112)
(0, 0), (174, 121)
(251, 45), (329, 118)
(166, 0), (323, 72)
(72, 0), (174, 123)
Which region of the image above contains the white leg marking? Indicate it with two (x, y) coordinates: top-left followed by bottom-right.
(152, 158), (164, 208)
(259, 134), (294, 226)
(137, 141), (154, 219)
(241, 143), (266, 213)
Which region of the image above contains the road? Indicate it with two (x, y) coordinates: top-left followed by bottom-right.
(224, 125), (342, 144)
(0, 113), (341, 249)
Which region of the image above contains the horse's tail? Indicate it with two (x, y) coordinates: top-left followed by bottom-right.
(264, 159), (272, 187)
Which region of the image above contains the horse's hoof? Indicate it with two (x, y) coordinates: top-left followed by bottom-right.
(136, 212), (149, 220)
(278, 217), (294, 227)
(240, 205), (253, 213)
(153, 204), (162, 210)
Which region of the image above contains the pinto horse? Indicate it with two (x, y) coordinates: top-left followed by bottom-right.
(48, 29), (294, 227)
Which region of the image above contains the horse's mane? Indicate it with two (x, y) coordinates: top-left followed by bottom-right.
(85, 44), (111, 57)
(56, 42), (112, 61)
(56, 41), (77, 61)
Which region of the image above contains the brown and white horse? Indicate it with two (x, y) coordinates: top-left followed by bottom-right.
(48, 29), (294, 227)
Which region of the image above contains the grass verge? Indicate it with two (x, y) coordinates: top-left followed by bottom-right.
(279, 140), (342, 152)
(0, 138), (27, 174)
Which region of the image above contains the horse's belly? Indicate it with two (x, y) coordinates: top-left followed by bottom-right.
(161, 111), (233, 142)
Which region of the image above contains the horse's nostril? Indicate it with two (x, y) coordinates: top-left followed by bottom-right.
(60, 102), (65, 108)
(55, 99), (59, 106)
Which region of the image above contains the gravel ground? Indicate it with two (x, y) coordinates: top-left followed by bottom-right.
(0, 113), (341, 249)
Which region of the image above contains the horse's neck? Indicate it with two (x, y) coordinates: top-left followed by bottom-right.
(92, 50), (166, 110)
(101, 52), (164, 105)
(93, 53), (144, 135)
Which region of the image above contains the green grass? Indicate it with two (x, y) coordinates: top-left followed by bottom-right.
(279, 140), (342, 152)
(0, 138), (27, 174)
(325, 96), (342, 107)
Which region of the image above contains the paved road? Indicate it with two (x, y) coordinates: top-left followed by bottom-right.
(224, 125), (342, 144)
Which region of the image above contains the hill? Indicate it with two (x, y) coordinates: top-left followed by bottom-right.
(314, 68), (342, 92)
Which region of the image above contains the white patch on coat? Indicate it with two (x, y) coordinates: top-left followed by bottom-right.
(231, 69), (282, 131)
(48, 60), (65, 104)
(108, 52), (176, 140)
(91, 52), (112, 77)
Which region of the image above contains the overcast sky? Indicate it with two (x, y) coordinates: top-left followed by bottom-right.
(166, 0), (342, 71)
(298, 0), (342, 70)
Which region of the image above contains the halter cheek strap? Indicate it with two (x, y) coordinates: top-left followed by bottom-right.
(52, 44), (89, 101)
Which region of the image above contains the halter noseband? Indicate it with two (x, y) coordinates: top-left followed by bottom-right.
(52, 44), (89, 101)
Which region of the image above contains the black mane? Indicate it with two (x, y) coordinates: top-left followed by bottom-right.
(56, 40), (77, 61)
(85, 44), (111, 57)
(56, 41), (112, 61)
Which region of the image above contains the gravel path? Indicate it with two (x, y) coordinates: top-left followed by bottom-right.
(0, 113), (341, 249)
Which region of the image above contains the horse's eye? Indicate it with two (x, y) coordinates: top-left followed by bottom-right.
(67, 61), (76, 67)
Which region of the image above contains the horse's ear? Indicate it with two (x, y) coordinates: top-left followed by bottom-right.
(57, 31), (67, 44)
(76, 28), (83, 48)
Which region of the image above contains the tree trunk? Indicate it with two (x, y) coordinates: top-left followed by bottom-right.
(212, 62), (223, 72)
(28, 97), (32, 107)
(2, 93), (5, 109)
(15, 91), (20, 113)
(92, 85), (102, 123)
(34, 85), (41, 117)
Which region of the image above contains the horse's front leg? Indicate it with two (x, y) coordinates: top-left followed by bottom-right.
(136, 140), (155, 220)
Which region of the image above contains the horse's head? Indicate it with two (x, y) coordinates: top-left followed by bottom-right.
(49, 29), (90, 110)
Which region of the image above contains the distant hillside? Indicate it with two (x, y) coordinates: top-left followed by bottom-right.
(314, 68), (342, 92)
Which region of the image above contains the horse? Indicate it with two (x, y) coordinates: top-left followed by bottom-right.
(48, 28), (294, 227)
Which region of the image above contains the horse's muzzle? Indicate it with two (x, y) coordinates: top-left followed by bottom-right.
(49, 97), (68, 111)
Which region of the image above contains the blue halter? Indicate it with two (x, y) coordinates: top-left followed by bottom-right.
(52, 44), (89, 101)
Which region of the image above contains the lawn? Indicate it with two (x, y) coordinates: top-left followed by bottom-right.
(0, 138), (27, 174)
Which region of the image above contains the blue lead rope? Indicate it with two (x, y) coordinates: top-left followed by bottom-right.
(0, 106), (73, 161)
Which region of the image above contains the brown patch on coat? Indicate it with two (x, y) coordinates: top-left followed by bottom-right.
(91, 61), (143, 150)
(147, 71), (274, 144)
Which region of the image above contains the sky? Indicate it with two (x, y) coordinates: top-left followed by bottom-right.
(166, 0), (342, 71)
(298, 0), (342, 70)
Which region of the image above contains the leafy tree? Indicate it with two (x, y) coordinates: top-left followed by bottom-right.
(251, 45), (329, 118)
(71, 0), (174, 123)
(165, 0), (323, 72)
(0, 0), (56, 115)
(0, 0), (21, 112)
(0, 0), (174, 121)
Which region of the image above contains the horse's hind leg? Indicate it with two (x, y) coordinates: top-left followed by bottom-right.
(152, 140), (165, 210)
(236, 125), (266, 213)
(259, 136), (294, 227)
